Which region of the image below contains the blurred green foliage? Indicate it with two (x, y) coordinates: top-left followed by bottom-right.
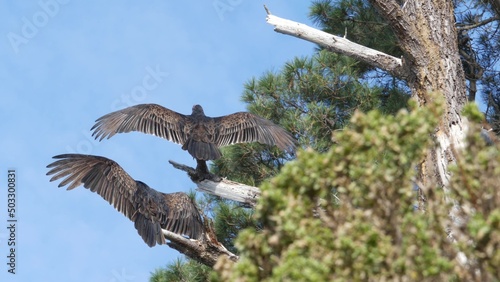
(215, 99), (499, 281)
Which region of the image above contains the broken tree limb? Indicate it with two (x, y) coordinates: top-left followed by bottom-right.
(196, 179), (261, 208)
(169, 160), (261, 208)
(264, 6), (406, 78)
(162, 228), (238, 267)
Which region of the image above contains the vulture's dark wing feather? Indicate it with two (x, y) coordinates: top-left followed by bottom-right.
(46, 154), (204, 247)
(162, 192), (204, 240)
(91, 104), (188, 145)
(213, 112), (297, 153)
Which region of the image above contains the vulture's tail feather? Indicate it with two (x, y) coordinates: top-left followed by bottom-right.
(182, 139), (221, 161)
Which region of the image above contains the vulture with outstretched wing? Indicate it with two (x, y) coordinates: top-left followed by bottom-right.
(90, 104), (297, 176)
(46, 154), (204, 247)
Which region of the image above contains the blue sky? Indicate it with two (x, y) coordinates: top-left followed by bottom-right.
(0, 1), (316, 281)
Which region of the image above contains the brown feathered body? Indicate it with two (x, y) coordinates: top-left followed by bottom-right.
(46, 154), (204, 247)
(91, 104), (297, 161)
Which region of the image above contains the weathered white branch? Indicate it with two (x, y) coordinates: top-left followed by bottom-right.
(196, 179), (260, 208)
(169, 160), (261, 208)
(265, 9), (405, 78)
(162, 229), (238, 267)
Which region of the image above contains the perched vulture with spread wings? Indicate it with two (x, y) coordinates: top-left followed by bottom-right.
(90, 104), (297, 175)
(46, 154), (204, 247)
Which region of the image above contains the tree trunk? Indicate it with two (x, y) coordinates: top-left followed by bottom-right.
(369, 0), (468, 190)
(266, 1), (468, 191)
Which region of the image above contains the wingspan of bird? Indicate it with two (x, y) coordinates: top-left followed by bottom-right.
(91, 104), (188, 144)
(213, 111), (297, 153)
(90, 104), (297, 161)
(46, 154), (204, 247)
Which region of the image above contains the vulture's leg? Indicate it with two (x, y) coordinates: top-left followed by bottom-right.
(195, 159), (221, 182)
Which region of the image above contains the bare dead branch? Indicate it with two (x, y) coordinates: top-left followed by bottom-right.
(169, 160), (261, 208)
(162, 228), (238, 267)
(265, 12), (406, 78)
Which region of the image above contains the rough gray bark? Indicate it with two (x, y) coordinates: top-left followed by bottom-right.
(367, 0), (468, 189)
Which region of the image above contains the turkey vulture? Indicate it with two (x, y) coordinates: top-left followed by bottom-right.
(90, 104), (297, 178)
(46, 154), (204, 247)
